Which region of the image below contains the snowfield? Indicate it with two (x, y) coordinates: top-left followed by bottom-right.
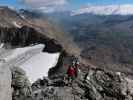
(0, 44), (60, 83)
(20, 52), (60, 83)
(3, 44), (45, 62)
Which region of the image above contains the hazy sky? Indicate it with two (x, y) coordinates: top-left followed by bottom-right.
(0, 0), (133, 10)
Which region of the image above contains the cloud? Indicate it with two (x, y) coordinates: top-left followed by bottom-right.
(19, 0), (68, 12)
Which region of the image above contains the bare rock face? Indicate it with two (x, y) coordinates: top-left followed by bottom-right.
(0, 26), (63, 53)
(0, 63), (12, 100)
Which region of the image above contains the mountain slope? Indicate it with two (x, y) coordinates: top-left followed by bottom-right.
(0, 7), (80, 55)
(19, 9), (81, 55)
(49, 12), (133, 77)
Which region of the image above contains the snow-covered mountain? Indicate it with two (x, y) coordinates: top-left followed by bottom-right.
(71, 4), (133, 16)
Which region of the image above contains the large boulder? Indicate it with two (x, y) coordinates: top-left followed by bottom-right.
(11, 66), (32, 100)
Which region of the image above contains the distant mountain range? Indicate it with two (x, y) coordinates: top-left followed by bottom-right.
(71, 4), (133, 16)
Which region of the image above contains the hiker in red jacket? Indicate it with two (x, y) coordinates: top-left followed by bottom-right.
(67, 65), (76, 85)
(66, 58), (80, 85)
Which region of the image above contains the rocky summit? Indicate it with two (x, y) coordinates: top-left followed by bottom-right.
(11, 65), (133, 100)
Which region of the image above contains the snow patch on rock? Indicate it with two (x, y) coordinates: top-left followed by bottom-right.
(20, 15), (25, 19)
(12, 21), (22, 28)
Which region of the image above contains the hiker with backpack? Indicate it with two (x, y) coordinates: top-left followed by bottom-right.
(67, 65), (76, 85)
(66, 57), (80, 85)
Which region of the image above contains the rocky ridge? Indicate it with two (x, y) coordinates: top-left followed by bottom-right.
(12, 65), (133, 100)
